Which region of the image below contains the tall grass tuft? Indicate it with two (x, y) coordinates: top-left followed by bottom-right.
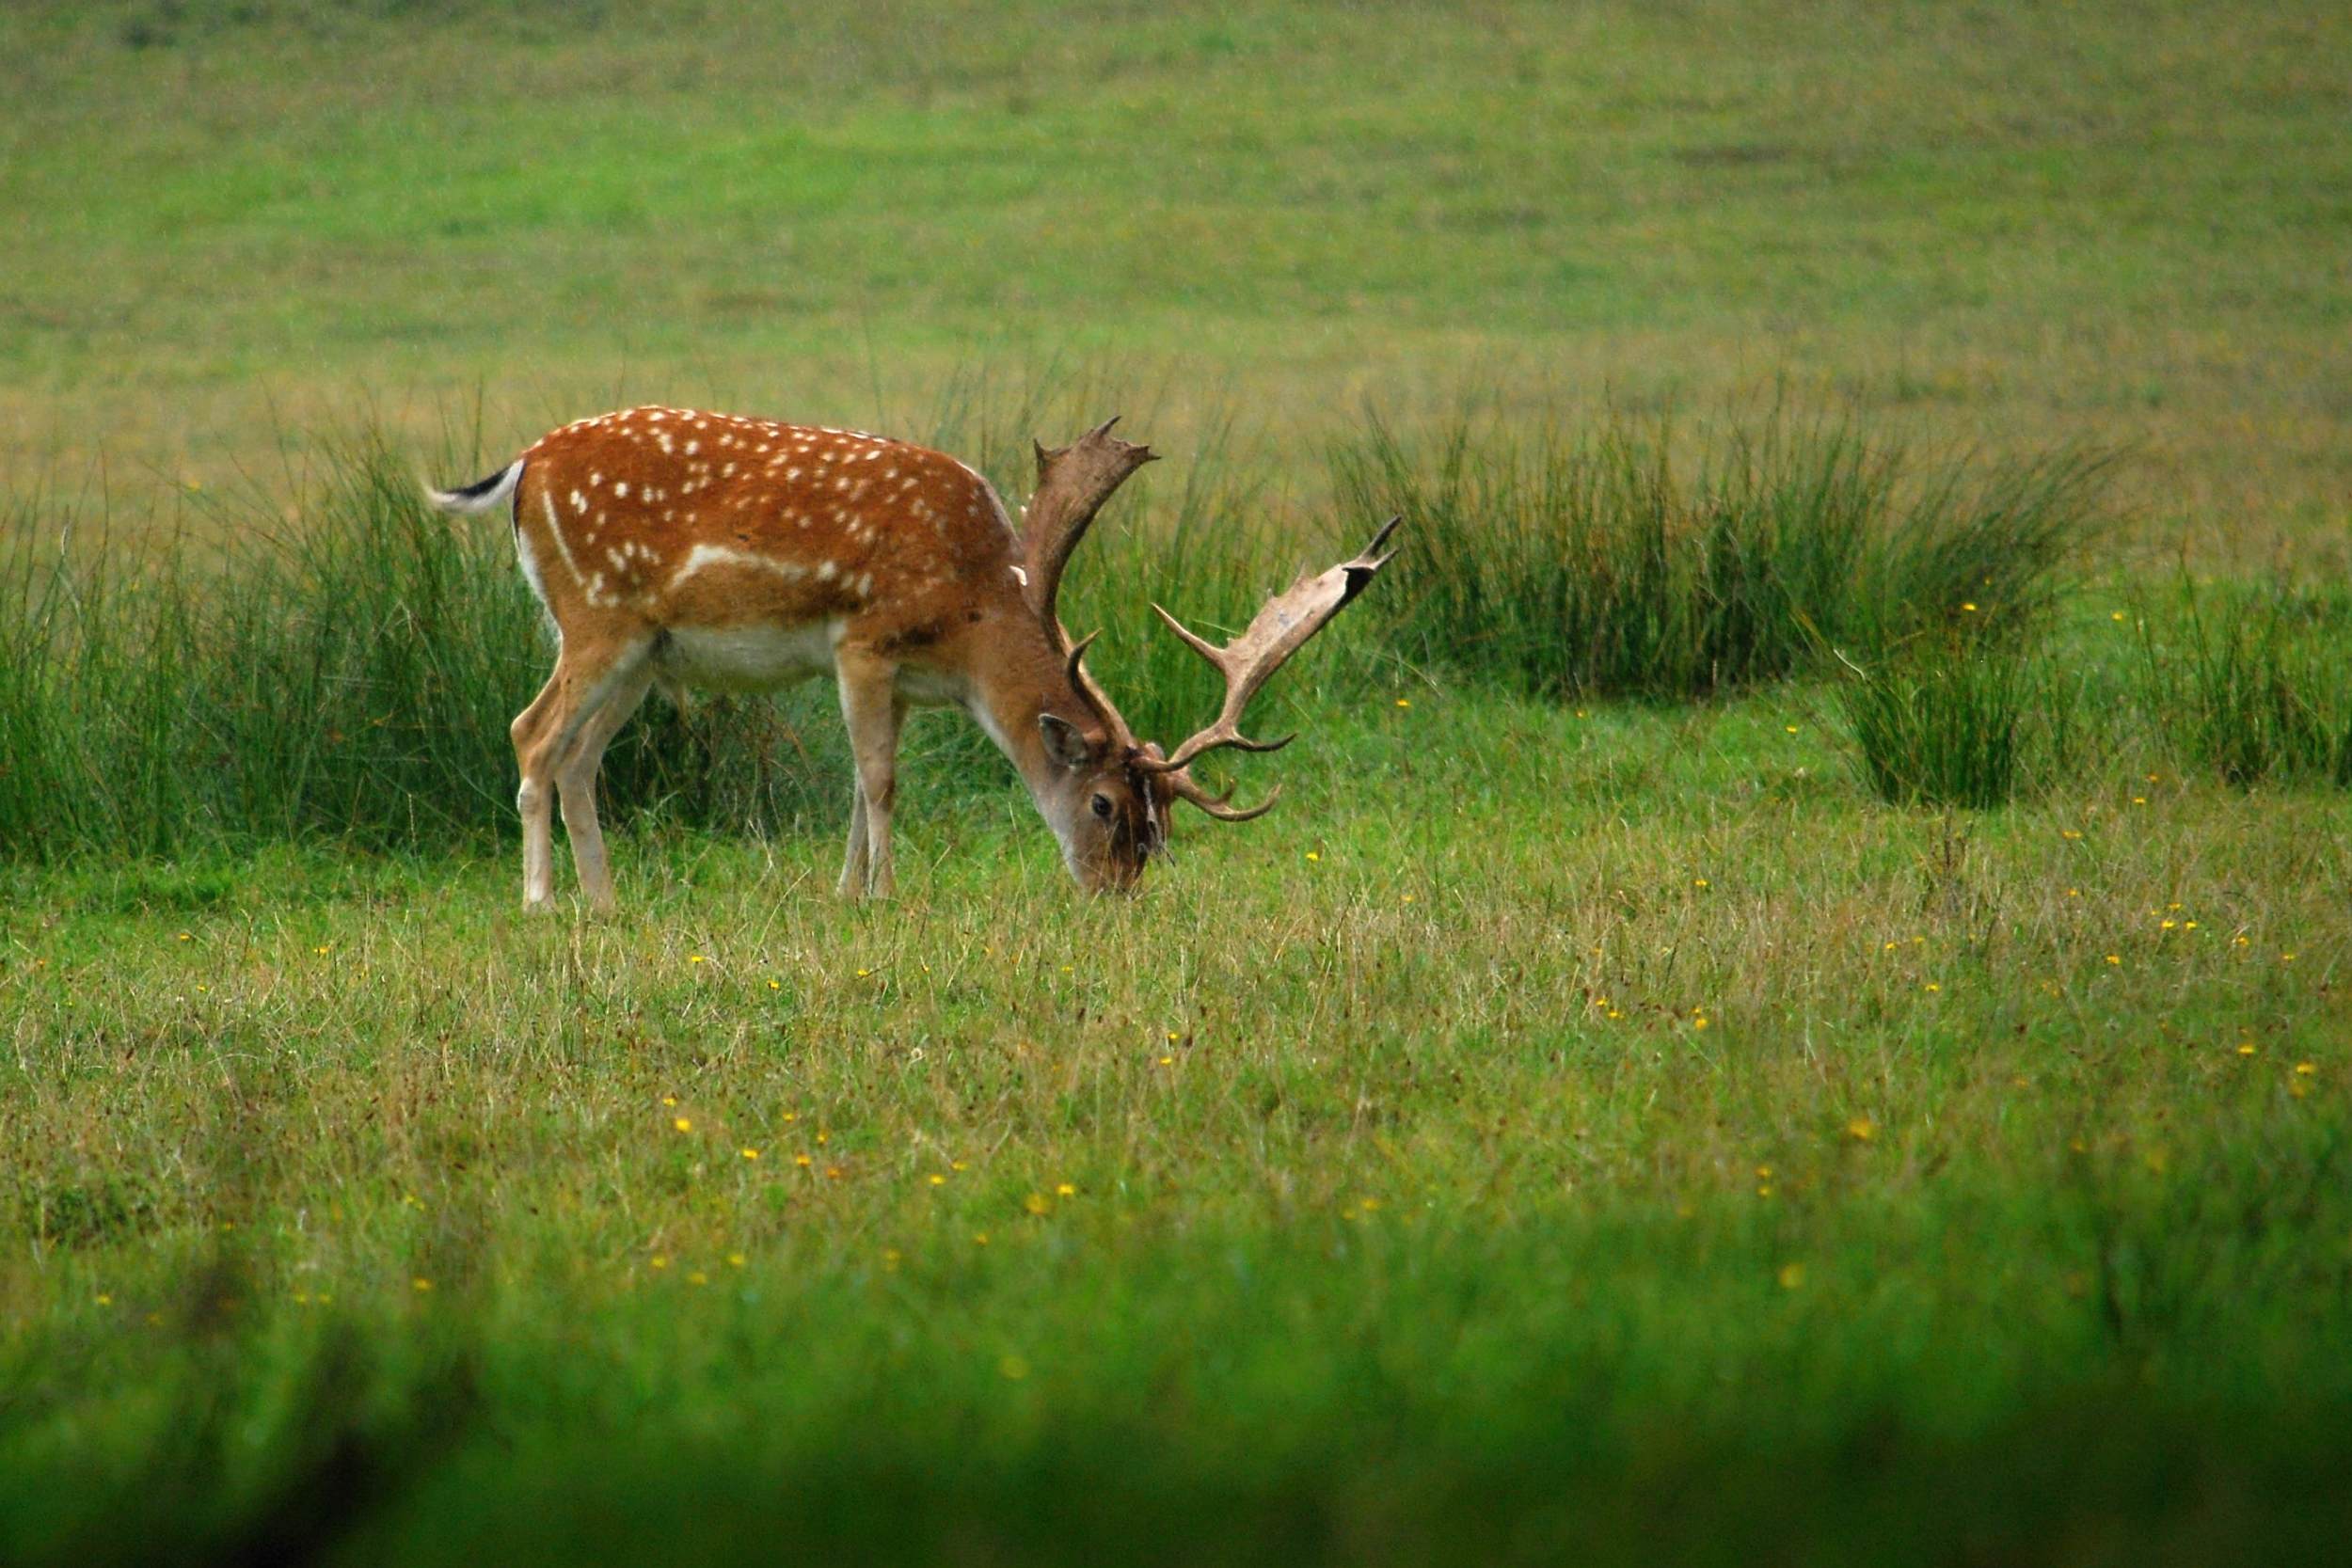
(1330, 404), (2106, 702)
(0, 394), (2112, 862)
(2137, 577), (2352, 788)
(1840, 637), (2058, 809)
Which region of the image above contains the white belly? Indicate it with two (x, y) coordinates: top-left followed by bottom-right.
(657, 622), (837, 691)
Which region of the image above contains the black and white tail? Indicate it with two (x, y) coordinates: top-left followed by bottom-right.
(426, 458), (525, 517)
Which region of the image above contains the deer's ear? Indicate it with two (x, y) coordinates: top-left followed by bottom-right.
(1038, 714), (1098, 770)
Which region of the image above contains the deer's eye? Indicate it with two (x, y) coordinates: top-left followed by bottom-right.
(1090, 794), (1114, 820)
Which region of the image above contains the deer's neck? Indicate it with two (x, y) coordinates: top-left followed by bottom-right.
(966, 609), (1091, 800)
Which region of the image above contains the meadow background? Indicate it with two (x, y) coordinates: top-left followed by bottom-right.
(4, 2), (2349, 1562)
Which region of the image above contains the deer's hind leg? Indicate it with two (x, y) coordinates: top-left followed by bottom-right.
(511, 634), (652, 911)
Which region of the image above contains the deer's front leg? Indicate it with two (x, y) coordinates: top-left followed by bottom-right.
(834, 653), (904, 900)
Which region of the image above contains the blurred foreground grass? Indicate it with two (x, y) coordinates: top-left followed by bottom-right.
(5, 688), (2348, 1561)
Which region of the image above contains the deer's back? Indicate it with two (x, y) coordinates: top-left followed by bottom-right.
(511, 407), (1020, 642)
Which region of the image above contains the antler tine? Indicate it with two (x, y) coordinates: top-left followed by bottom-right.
(1020, 415), (1159, 638)
(1136, 517), (1402, 777)
(1061, 627), (1125, 739)
(1167, 768), (1281, 822)
(1062, 628), (1101, 689)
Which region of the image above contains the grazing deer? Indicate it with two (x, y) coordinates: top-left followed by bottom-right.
(428, 407), (1395, 909)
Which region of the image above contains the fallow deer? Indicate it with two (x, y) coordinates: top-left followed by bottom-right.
(428, 407), (1395, 908)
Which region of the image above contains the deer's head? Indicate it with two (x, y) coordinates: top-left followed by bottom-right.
(1017, 420), (1398, 894)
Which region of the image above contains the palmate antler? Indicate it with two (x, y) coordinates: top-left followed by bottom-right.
(1022, 419), (1158, 642)
(1021, 419), (1158, 744)
(1138, 516), (1402, 818)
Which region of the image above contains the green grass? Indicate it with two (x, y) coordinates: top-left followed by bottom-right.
(6, 1), (2352, 1560)
(5, 689), (2348, 1562)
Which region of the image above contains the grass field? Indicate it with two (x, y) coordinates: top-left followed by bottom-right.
(5, 2), (2351, 1563)
(6, 0), (2348, 550)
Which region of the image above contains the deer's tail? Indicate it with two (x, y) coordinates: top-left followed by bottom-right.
(426, 457), (525, 518)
